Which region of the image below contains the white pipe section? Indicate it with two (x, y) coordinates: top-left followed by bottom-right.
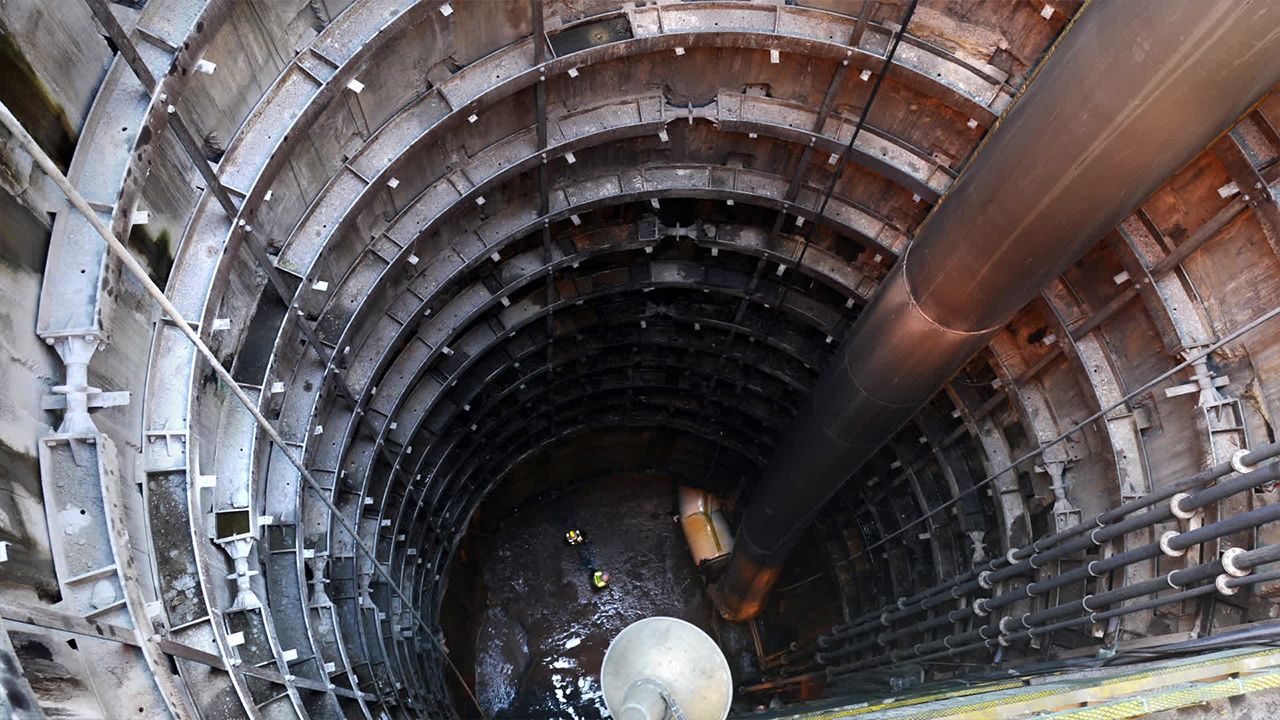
(620, 681), (668, 720)
(678, 486), (733, 565)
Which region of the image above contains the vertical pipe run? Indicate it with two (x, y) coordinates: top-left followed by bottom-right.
(715, 0), (1280, 620)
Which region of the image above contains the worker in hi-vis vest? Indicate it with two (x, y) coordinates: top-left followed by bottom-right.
(592, 570), (609, 589)
(565, 529), (584, 545)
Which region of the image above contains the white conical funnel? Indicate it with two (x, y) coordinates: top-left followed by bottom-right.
(600, 617), (732, 720)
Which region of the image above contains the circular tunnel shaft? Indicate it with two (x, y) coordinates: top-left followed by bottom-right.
(3, 1), (1280, 719)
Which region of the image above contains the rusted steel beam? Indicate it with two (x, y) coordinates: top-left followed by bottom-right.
(1214, 134), (1280, 258)
(0, 601), (140, 646)
(850, 1), (877, 48)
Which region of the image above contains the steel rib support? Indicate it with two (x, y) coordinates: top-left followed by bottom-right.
(863, 304), (1280, 556)
(533, 0), (557, 451)
(772, 0), (918, 314)
(0, 101), (488, 720)
(718, 0), (906, 480)
(82, 0), (359, 406)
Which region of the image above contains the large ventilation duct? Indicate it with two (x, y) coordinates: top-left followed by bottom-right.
(715, 0), (1280, 620)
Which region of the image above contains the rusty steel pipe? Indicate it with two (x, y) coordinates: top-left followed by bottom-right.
(715, 0), (1280, 620)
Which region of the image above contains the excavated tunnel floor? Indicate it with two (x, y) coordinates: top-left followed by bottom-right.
(442, 475), (716, 719)
(440, 470), (846, 718)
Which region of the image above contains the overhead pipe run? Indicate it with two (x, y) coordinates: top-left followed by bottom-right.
(714, 0), (1280, 620)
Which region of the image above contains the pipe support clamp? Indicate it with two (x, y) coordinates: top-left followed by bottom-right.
(1216, 574), (1239, 596)
(1230, 449), (1258, 475)
(1160, 530), (1185, 557)
(1221, 546), (1249, 577)
(1170, 492), (1197, 520)
(973, 598), (990, 617)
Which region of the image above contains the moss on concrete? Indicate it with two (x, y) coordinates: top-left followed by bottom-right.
(0, 20), (78, 171)
(126, 224), (174, 288)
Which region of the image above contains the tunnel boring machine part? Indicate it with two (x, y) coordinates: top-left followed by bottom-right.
(715, 0), (1280, 620)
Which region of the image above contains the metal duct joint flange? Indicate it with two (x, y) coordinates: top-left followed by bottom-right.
(1160, 530), (1186, 557)
(1170, 492), (1198, 520)
(1221, 547), (1250, 577)
(1216, 574), (1240, 596)
(1231, 449), (1259, 475)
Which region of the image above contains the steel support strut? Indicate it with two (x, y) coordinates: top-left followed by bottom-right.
(82, 0), (359, 405)
(0, 101), (489, 719)
(715, 0), (1280, 620)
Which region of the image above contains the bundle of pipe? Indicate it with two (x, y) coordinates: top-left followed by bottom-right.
(817, 442), (1280, 648)
(825, 542), (1280, 677)
(714, 0), (1280, 620)
(815, 460), (1280, 672)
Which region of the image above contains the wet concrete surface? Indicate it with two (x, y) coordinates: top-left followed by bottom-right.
(447, 474), (718, 719)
